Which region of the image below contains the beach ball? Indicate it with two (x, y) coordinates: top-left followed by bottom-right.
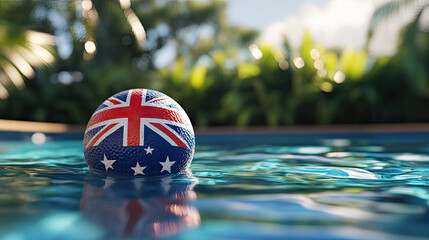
(83, 89), (195, 176)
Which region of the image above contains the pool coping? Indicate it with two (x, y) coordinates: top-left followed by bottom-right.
(1, 119), (428, 134)
(0, 119), (84, 133)
(196, 124), (429, 135)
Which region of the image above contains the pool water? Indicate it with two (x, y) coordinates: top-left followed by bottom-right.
(1, 132), (429, 239)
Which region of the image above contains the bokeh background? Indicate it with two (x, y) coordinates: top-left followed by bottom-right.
(0, 0), (428, 127)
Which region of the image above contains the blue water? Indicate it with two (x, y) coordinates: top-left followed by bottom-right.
(1, 132), (429, 239)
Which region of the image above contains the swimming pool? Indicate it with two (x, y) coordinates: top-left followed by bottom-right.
(1, 131), (429, 239)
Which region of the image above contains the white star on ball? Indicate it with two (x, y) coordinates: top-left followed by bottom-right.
(159, 156), (175, 173)
(131, 162), (147, 175)
(144, 146), (154, 154)
(101, 154), (116, 171)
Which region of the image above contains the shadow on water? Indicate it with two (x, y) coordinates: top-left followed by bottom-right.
(80, 170), (200, 238)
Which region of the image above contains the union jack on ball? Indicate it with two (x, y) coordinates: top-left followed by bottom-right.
(83, 89), (195, 176)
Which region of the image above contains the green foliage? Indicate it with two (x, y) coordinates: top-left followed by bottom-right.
(0, 0), (428, 126)
(0, 0), (56, 99)
(367, 0), (417, 45)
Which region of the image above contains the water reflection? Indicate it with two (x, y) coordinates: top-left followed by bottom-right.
(80, 171), (200, 238)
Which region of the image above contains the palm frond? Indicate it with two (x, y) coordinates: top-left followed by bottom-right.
(366, 0), (419, 48)
(401, 5), (429, 95)
(117, 0), (147, 49)
(0, 30), (56, 99)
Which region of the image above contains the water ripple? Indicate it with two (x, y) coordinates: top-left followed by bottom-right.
(1, 135), (429, 239)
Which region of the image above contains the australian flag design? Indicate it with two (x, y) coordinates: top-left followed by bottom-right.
(83, 89), (195, 176)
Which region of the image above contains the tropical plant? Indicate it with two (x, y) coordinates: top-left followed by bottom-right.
(0, 0), (252, 125)
(367, 0), (429, 95)
(1, 0), (428, 126)
(366, 0), (427, 45)
(0, 0), (55, 100)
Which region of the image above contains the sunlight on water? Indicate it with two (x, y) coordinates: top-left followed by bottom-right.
(0, 133), (429, 239)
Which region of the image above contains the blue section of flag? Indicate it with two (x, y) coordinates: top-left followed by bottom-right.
(166, 124), (195, 149)
(95, 103), (107, 112)
(85, 125), (193, 176)
(114, 91), (128, 102)
(145, 90), (165, 102)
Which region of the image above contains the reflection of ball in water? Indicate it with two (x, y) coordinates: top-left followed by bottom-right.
(83, 89), (195, 176)
(81, 171), (200, 238)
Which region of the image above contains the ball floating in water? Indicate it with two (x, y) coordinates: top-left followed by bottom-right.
(83, 89), (195, 176)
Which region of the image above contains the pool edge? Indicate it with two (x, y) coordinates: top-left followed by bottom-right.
(1, 119), (428, 135)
